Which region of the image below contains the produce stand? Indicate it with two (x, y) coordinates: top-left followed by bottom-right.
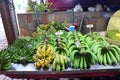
(0, 63), (120, 79)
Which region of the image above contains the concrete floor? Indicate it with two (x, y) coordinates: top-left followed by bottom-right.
(0, 15), (8, 51)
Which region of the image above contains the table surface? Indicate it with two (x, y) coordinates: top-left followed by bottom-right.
(0, 63), (120, 79)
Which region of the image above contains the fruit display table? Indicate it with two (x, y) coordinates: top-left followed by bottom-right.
(0, 63), (120, 79)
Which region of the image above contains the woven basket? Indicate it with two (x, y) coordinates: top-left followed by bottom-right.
(105, 36), (120, 46)
(105, 10), (120, 46)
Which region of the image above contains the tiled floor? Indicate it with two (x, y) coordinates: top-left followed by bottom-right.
(0, 16), (8, 51)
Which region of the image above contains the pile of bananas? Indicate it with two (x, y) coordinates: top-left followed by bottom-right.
(52, 54), (70, 71)
(90, 40), (120, 65)
(9, 38), (35, 64)
(83, 32), (120, 65)
(66, 31), (97, 69)
(52, 36), (70, 71)
(33, 44), (55, 69)
(0, 49), (12, 70)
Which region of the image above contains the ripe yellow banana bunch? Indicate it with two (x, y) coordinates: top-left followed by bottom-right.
(33, 44), (56, 69)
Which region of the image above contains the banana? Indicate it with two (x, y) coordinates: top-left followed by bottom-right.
(93, 45), (102, 54)
(83, 57), (87, 69)
(69, 45), (77, 53)
(67, 32), (74, 37)
(52, 58), (57, 70)
(60, 55), (65, 66)
(62, 47), (69, 56)
(85, 54), (91, 69)
(91, 42), (101, 51)
(32, 55), (38, 61)
(34, 62), (41, 69)
(111, 45), (120, 56)
(110, 47), (120, 62)
(2, 62), (12, 70)
(55, 54), (60, 65)
(36, 50), (44, 58)
(74, 56), (79, 69)
(79, 57), (83, 69)
(68, 36), (75, 41)
(108, 50), (118, 64)
(103, 53), (107, 65)
(86, 50), (97, 62)
(88, 40), (97, 47)
(85, 36), (93, 44)
(99, 53), (103, 65)
(106, 52), (112, 65)
(97, 48), (102, 62)
(56, 64), (61, 71)
(95, 36), (106, 42)
(70, 50), (79, 61)
(67, 40), (75, 49)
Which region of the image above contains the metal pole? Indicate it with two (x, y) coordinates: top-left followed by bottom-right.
(8, 0), (20, 38)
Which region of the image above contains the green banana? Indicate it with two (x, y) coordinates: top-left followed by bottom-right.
(73, 56), (79, 69)
(86, 50), (97, 62)
(100, 54), (103, 65)
(67, 32), (74, 38)
(110, 47), (120, 62)
(111, 45), (120, 56)
(95, 36), (106, 42)
(60, 55), (65, 71)
(2, 62), (12, 70)
(56, 64), (61, 71)
(108, 50), (118, 64)
(68, 36), (75, 41)
(91, 42), (101, 51)
(79, 57), (83, 69)
(93, 45), (102, 54)
(97, 48), (102, 62)
(83, 57), (87, 69)
(85, 54), (91, 68)
(106, 52), (112, 65)
(60, 55), (65, 66)
(103, 53), (107, 65)
(67, 40), (75, 49)
(70, 50), (79, 61)
(69, 45), (78, 53)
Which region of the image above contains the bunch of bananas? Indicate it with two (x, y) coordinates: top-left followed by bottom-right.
(52, 36), (71, 71)
(91, 40), (120, 65)
(10, 38), (35, 64)
(84, 32), (120, 65)
(38, 24), (50, 31)
(66, 31), (97, 69)
(0, 49), (12, 70)
(52, 54), (70, 71)
(33, 44), (55, 69)
(54, 37), (68, 56)
(71, 42), (97, 69)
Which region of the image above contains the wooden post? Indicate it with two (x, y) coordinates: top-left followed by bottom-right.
(0, 0), (16, 45)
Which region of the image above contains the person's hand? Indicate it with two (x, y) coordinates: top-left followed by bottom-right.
(0, 75), (11, 80)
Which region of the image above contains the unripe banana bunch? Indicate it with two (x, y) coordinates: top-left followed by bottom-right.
(71, 43), (97, 69)
(67, 31), (83, 41)
(52, 54), (70, 71)
(93, 41), (120, 65)
(54, 37), (68, 56)
(0, 49), (12, 70)
(83, 32), (106, 47)
(33, 44), (56, 69)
